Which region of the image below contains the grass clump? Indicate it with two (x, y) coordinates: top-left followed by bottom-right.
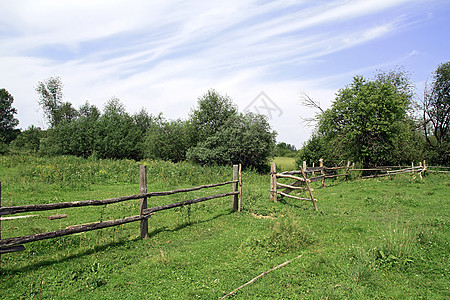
(265, 215), (315, 253)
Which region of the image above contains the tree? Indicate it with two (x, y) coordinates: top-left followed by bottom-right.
(0, 88), (19, 144)
(189, 89), (238, 142)
(11, 125), (42, 153)
(144, 117), (192, 162)
(187, 112), (276, 172)
(36, 76), (78, 127)
(274, 142), (297, 157)
(423, 62), (450, 164)
(315, 71), (416, 167)
(297, 133), (338, 167)
(94, 98), (142, 160)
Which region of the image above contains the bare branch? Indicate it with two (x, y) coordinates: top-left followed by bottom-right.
(299, 91), (324, 126)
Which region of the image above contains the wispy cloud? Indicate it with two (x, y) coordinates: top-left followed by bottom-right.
(0, 0), (447, 145)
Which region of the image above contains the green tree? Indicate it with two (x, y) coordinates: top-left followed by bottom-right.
(189, 89), (238, 142)
(423, 62), (450, 165)
(11, 125), (42, 153)
(187, 113), (276, 172)
(144, 116), (192, 162)
(36, 76), (78, 127)
(296, 134), (338, 167)
(274, 142), (297, 157)
(315, 71), (416, 167)
(94, 98), (142, 160)
(0, 88), (19, 144)
(39, 102), (100, 157)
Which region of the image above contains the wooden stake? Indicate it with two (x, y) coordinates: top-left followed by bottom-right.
(232, 165), (239, 211)
(139, 165), (148, 239)
(270, 163), (277, 203)
(238, 164), (242, 212)
(319, 159), (325, 188)
(300, 167), (318, 211)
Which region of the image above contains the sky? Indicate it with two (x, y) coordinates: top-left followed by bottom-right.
(1, 0), (449, 148)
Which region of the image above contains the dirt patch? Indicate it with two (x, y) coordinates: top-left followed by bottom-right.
(251, 213), (276, 219)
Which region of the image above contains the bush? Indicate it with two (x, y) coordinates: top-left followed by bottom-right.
(186, 113), (276, 172)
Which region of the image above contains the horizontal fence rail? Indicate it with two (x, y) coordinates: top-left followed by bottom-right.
(0, 180), (238, 216)
(270, 163), (318, 210)
(0, 165), (242, 256)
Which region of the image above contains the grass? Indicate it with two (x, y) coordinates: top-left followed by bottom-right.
(1, 155), (449, 299)
(271, 156), (297, 172)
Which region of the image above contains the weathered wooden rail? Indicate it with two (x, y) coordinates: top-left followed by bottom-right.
(299, 159), (429, 184)
(270, 163), (318, 211)
(270, 159), (433, 210)
(0, 165), (242, 255)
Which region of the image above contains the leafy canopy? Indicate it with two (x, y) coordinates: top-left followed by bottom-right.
(423, 61), (450, 164)
(300, 70), (418, 167)
(0, 88), (19, 144)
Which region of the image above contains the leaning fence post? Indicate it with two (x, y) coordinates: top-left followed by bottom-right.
(139, 165), (148, 239)
(232, 165), (240, 211)
(270, 163), (277, 203)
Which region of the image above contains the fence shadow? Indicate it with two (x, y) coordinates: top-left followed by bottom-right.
(1, 210), (234, 275)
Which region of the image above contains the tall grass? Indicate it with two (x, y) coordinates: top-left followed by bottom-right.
(0, 155), (449, 299)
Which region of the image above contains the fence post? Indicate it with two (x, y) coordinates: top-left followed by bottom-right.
(0, 182), (2, 266)
(232, 165), (240, 211)
(139, 165), (148, 239)
(319, 159), (325, 187)
(238, 164), (242, 212)
(270, 163), (277, 203)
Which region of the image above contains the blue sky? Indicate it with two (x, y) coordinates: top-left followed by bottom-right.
(1, 0), (449, 147)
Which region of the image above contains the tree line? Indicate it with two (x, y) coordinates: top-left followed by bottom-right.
(0, 81), (276, 172)
(297, 62), (450, 167)
(1, 62), (449, 168)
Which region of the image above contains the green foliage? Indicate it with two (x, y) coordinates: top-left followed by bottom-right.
(274, 142), (297, 157)
(39, 99), (146, 160)
(189, 89), (238, 142)
(94, 98), (142, 160)
(0, 88), (19, 144)
(264, 215), (315, 253)
(297, 133), (339, 167)
(187, 113), (276, 172)
(423, 61), (450, 165)
(144, 117), (193, 162)
(316, 71), (418, 167)
(36, 76), (78, 128)
(10, 125), (42, 153)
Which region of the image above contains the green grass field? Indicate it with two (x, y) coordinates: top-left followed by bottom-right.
(1, 155), (449, 299)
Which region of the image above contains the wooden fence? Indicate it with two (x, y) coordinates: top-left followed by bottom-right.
(298, 159), (430, 183)
(270, 163), (318, 211)
(270, 159), (434, 208)
(0, 165), (242, 256)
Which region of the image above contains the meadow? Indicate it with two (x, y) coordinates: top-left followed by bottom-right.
(0, 155), (448, 299)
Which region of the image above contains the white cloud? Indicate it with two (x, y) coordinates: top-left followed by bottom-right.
(0, 0), (446, 146)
